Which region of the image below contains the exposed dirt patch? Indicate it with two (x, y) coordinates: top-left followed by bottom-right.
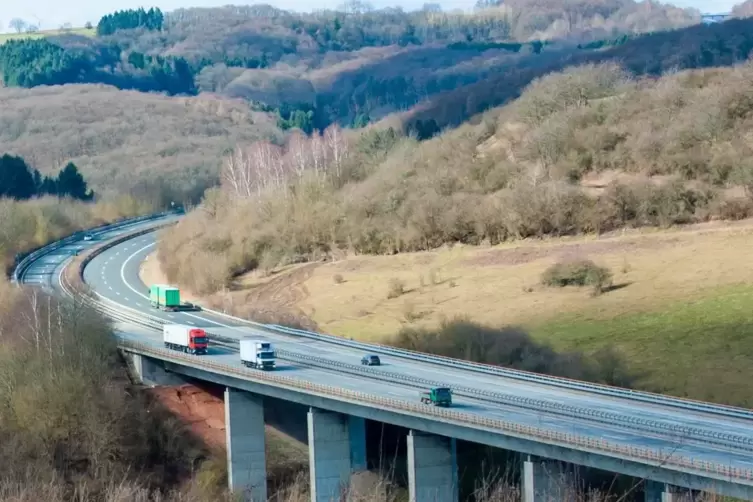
(149, 384), (226, 451)
(240, 263), (318, 307)
(218, 263), (320, 330)
(148, 383), (308, 467)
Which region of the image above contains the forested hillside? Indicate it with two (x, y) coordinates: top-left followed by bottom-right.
(0, 85), (282, 202)
(0, 0), (700, 132)
(0, 0), (726, 204)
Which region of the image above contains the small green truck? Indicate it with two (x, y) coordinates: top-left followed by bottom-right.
(420, 387), (452, 407)
(150, 284), (181, 312)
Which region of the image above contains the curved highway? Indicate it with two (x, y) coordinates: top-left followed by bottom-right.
(21, 216), (181, 295)
(69, 227), (753, 470)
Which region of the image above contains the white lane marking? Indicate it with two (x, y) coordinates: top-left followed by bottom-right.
(120, 242), (156, 301)
(186, 321), (195, 325)
(120, 242), (232, 328)
(56, 258), (72, 290)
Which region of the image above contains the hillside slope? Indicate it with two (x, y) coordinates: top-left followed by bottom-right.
(158, 62), (753, 292)
(0, 85), (281, 202)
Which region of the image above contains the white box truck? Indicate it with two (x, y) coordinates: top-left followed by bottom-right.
(163, 324), (208, 355)
(240, 339), (276, 370)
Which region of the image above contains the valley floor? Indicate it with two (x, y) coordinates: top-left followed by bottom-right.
(143, 219), (753, 407)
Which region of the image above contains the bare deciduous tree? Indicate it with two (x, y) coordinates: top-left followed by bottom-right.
(9, 18), (26, 33)
(324, 124), (349, 182)
(222, 141), (286, 198)
(287, 131), (313, 180)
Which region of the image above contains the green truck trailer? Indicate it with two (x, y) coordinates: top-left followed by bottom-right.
(420, 387), (452, 407)
(150, 284), (181, 311)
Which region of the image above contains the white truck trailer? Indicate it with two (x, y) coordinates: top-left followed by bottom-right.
(240, 339), (276, 370)
(163, 324), (208, 355)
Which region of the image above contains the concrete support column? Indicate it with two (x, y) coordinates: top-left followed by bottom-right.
(308, 408), (353, 502)
(225, 388), (266, 502)
(644, 481), (680, 502)
(130, 353), (186, 386)
(348, 416), (367, 472)
(521, 454), (577, 502)
(407, 430), (458, 502)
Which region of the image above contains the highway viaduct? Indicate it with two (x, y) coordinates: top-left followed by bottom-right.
(15, 213), (753, 502)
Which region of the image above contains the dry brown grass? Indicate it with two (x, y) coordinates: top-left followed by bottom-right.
(290, 220), (753, 340)
(0, 85), (282, 201)
(156, 215), (753, 340)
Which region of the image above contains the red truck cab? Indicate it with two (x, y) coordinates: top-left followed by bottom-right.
(189, 328), (208, 354)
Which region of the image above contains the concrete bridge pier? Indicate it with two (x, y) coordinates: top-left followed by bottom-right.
(225, 388), (267, 502)
(308, 408), (367, 502)
(407, 430), (458, 502)
(349, 416), (367, 471)
(521, 454), (577, 502)
(644, 481), (697, 502)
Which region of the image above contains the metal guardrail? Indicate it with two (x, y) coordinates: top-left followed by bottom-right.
(264, 325), (753, 422)
(119, 339), (753, 484)
(271, 349), (753, 453)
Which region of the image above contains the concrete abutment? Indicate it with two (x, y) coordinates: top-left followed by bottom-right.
(130, 353), (188, 386)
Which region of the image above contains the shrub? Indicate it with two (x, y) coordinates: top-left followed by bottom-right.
(0, 290), (208, 500)
(541, 259), (613, 295)
(386, 278), (405, 299)
(333, 273), (344, 284)
(393, 318), (636, 387)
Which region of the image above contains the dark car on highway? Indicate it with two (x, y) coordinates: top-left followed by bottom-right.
(361, 354), (381, 366)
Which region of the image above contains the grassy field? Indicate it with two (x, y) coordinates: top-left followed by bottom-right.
(144, 219), (753, 406)
(0, 27), (94, 44)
